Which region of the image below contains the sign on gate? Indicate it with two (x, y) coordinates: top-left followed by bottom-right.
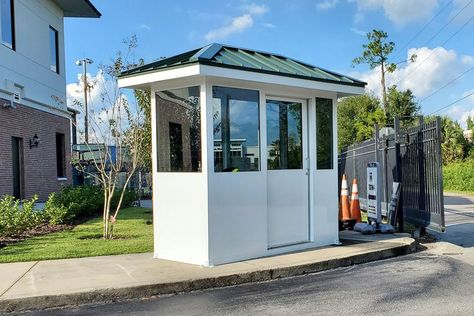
(367, 162), (381, 224)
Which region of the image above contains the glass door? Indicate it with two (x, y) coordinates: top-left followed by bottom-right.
(266, 99), (309, 248)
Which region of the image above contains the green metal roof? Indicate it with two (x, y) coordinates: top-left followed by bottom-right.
(120, 43), (366, 88)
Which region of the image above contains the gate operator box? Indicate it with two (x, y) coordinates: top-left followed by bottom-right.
(367, 162), (382, 224)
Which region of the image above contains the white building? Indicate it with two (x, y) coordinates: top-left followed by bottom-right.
(119, 43), (366, 266)
(0, 0), (100, 201)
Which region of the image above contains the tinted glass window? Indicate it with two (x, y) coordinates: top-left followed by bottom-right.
(156, 87), (201, 172)
(213, 86), (260, 172)
(49, 26), (59, 73)
(316, 98), (333, 169)
(1, 0), (14, 49)
(56, 133), (65, 178)
(267, 100), (302, 170)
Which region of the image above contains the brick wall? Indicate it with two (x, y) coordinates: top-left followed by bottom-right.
(0, 100), (71, 202)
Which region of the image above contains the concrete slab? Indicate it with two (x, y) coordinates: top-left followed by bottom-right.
(0, 234), (415, 313)
(0, 261), (37, 296)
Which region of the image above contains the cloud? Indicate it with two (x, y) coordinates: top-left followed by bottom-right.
(263, 23), (276, 28)
(350, 27), (366, 36)
(67, 70), (130, 143)
(317, 0), (339, 11)
(204, 3), (269, 41)
(352, 47), (473, 99)
(204, 14), (253, 41)
(138, 24), (151, 31)
(447, 93), (474, 128)
(351, 0), (439, 25)
(241, 3), (269, 15)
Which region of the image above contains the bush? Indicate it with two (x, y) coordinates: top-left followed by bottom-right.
(0, 195), (43, 238)
(443, 161), (474, 192)
(44, 185), (138, 224)
(43, 192), (70, 225)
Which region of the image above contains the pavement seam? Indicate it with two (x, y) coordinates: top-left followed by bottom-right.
(0, 261), (39, 298)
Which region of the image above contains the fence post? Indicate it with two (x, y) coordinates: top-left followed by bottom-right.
(418, 116), (426, 214)
(435, 116), (446, 230)
(374, 123), (380, 163)
(394, 116), (404, 232)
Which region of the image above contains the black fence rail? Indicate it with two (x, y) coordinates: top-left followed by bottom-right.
(338, 116), (445, 232)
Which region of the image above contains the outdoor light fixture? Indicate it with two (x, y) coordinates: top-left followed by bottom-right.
(29, 133), (40, 149)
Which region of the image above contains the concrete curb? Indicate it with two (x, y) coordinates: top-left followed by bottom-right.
(0, 240), (415, 313)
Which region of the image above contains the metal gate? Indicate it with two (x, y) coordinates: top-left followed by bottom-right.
(338, 116), (445, 232)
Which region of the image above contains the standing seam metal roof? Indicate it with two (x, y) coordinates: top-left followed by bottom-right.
(119, 43), (366, 87)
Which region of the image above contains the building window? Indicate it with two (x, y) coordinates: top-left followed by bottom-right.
(266, 100), (302, 170)
(156, 86), (201, 172)
(316, 98), (333, 169)
(49, 26), (59, 73)
(1, 0), (15, 50)
(56, 133), (66, 178)
(213, 86), (260, 172)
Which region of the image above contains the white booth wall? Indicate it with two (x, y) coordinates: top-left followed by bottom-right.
(151, 77), (340, 266)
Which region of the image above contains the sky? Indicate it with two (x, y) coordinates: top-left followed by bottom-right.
(64, 0), (474, 128)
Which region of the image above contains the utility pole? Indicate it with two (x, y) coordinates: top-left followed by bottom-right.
(76, 58), (93, 143)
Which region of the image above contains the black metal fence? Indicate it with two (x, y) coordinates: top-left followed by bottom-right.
(338, 116), (445, 232)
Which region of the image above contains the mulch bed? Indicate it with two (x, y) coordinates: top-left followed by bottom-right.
(0, 223), (74, 248)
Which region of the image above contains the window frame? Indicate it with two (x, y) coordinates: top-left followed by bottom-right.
(49, 26), (59, 74)
(1, 0), (15, 50)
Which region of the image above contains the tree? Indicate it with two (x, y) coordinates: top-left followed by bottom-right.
(386, 86), (420, 127)
(134, 89), (151, 171)
(467, 115), (474, 135)
(72, 36), (148, 239)
(440, 116), (468, 164)
(337, 94), (385, 151)
(353, 29), (416, 112)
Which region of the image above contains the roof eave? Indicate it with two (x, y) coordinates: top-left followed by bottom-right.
(53, 0), (101, 18)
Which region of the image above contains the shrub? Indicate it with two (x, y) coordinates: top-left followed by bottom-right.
(44, 185), (138, 224)
(443, 161), (474, 192)
(111, 189), (138, 209)
(0, 195), (43, 238)
(43, 192), (70, 225)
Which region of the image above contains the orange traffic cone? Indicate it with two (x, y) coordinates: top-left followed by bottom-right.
(350, 178), (362, 223)
(340, 174), (352, 221)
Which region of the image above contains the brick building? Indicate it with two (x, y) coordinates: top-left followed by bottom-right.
(0, 0), (100, 201)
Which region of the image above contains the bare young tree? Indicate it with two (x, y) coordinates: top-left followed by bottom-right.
(71, 36), (147, 239)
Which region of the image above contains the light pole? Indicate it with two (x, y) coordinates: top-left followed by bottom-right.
(76, 58), (93, 143)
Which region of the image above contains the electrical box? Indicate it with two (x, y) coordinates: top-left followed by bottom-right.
(367, 162), (381, 224)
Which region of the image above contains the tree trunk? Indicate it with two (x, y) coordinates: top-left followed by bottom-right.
(381, 62), (387, 115)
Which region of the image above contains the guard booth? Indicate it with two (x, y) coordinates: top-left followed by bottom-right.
(118, 44), (366, 266)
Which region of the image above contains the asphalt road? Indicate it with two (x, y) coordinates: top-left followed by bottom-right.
(24, 250), (474, 316)
(431, 193), (474, 247)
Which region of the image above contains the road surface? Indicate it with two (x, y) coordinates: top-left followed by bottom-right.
(27, 250), (474, 316)
(431, 193), (474, 247)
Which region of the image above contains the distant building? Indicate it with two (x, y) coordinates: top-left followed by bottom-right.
(0, 0), (100, 201)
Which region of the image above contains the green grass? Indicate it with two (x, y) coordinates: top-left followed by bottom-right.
(0, 207), (153, 263)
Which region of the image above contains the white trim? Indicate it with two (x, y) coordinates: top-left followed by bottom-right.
(57, 177), (68, 181)
(118, 64), (365, 97)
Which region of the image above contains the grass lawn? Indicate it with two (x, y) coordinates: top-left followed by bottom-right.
(0, 207), (153, 263)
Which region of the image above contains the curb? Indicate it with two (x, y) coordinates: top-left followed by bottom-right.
(0, 240), (415, 313)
